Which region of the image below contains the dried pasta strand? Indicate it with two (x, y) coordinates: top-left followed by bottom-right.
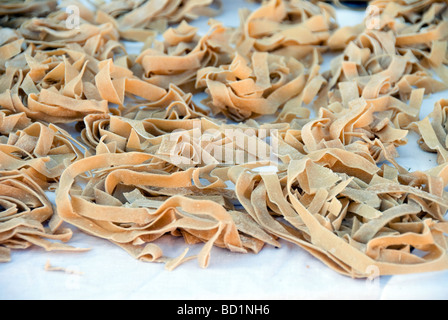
(136, 20), (234, 92)
(0, 171), (87, 262)
(410, 99), (448, 165)
(55, 152), (278, 269)
(93, 0), (222, 41)
(230, 158), (448, 278)
(0, 0), (448, 279)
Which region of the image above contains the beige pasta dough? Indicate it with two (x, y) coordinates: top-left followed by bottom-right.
(93, 0), (222, 41)
(231, 152), (448, 278)
(0, 170), (88, 262)
(1, 0), (448, 279)
(55, 152), (279, 270)
(410, 99), (448, 165)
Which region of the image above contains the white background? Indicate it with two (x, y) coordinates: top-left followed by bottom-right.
(1, 0), (447, 300)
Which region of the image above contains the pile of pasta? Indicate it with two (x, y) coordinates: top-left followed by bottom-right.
(1, 0), (448, 278)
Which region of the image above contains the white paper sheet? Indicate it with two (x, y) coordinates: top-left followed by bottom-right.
(1, 0), (447, 300)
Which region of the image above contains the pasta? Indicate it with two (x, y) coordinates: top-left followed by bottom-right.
(94, 0), (222, 41)
(196, 51), (325, 121)
(0, 0), (448, 279)
(233, 0), (338, 60)
(55, 152), (279, 270)
(136, 20), (234, 92)
(231, 146), (448, 278)
(0, 170), (87, 263)
(410, 99), (448, 165)
(0, 120), (85, 189)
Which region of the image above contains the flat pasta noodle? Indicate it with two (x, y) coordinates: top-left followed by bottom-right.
(233, 0), (338, 60)
(0, 0), (447, 280)
(0, 0), (57, 30)
(92, 0), (222, 41)
(0, 29), (114, 123)
(19, 13), (120, 47)
(94, 58), (168, 109)
(0, 171), (87, 262)
(0, 121), (85, 189)
(230, 157), (448, 278)
(81, 84), (211, 155)
(136, 20), (234, 92)
(322, 30), (447, 111)
(122, 84), (209, 120)
(80, 112), (285, 189)
(0, 0), (57, 16)
(274, 93), (423, 174)
(0, 110), (31, 135)
(55, 152), (279, 270)
(323, 0), (448, 108)
(196, 50), (325, 121)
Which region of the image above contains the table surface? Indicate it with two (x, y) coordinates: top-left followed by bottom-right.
(1, 0), (448, 300)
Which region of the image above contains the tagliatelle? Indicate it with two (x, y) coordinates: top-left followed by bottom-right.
(0, 121), (85, 189)
(196, 50), (326, 121)
(0, 0), (57, 30)
(81, 110), (285, 176)
(229, 157), (448, 278)
(122, 84), (209, 120)
(322, 30), (447, 112)
(93, 0), (222, 41)
(0, 32), (113, 123)
(1, 0), (448, 279)
(233, 0), (338, 60)
(0, 170), (88, 263)
(0, 110), (31, 135)
(81, 86), (210, 155)
(0, 106), (86, 260)
(323, 0), (448, 109)
(410, 99), (448, 165)
(136, 20), (234, 92)
(276, 92), (424, 173)
(94, 59), (168, 109)
(55, 152), (279, 270)
(19, 14), (120, 48)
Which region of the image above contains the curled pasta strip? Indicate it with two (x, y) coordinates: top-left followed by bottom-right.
(19, 13), (119, 48)
(0, 121), (85, 189)
(0, 67), (110, 123)
(0, 0), (57, 29)
(136, 20), (234, 91)
(0, 0), (57, 16)
(55, 152), (279, 270)
(0, 0), (447, 279)
(233, 0), (338, 60)
(410, 99), (448, 165)
(81, 110), (283, 181)
(0, 28), (25, 70)
(81, 84), (209, 154)
(122, 84), (209, 120)
(369, 0), (447, 43)
(231, 156), (448, 278)
(323, 30), (447, 113)
(0, 36), (118, 123)
(325, 0), (448, 108)
(93, 0), (222, 41)
(276, 92), (424, 173)
(94, 58), (168, 109)
(196, 50), (326, 121)
(0, 110), (31, 135)
(0, 171), (87, 263)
